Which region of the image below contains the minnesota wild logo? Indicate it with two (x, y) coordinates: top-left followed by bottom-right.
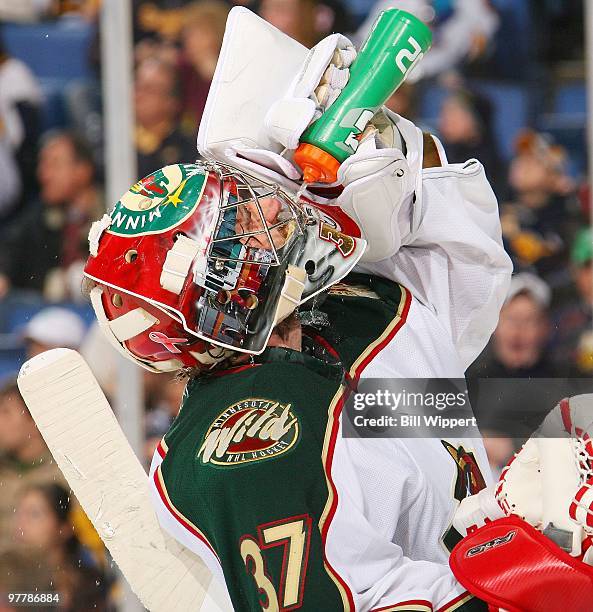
(107, 164), (207, 237)
(198, 398), (300, 467)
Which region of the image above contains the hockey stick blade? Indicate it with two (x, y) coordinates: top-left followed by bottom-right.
(18, 348), (231, 612)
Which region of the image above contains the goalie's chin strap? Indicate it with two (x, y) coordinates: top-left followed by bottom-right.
(89, 286), (182, 373)
(89, 285), (233, 372)
(272, 265), (306, 327)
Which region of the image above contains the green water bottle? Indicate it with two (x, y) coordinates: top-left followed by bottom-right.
(294, 9), (432, 183)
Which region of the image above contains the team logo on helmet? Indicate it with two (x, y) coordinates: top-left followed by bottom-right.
(198, 398), (300, 467)
(108, 164), (207, 237)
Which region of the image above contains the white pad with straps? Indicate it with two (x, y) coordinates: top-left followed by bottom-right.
(273, 265), (306, 326)
(493, 396), (593, 557)
(453, 484), (505, 536)
(90, 287), (162, 373)
(538, 436), (583, 552)
(496, 437), (544, 527)
(160, 235), (201, 295)
(109, 307), (159, 343)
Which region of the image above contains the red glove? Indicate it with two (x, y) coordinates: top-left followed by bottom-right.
(450, 516), (593, 612)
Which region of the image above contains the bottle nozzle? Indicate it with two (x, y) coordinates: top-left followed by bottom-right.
(302, 166), (322, 184)
(294, 143), (341, 184)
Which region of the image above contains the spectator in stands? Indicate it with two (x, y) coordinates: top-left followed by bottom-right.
(355, 0), (499, 81)
(259, 0), (353, 48)
(0, 549), (54, 610)
(0, 0), (100, 21)
(0, 0), (53, 22)
(144, 372), (185, 465)
(0, 379), (64, 552)
(578, 182), (590, 220)
(134, 57), (196, 178)
(543, 0), (584, 64)
(384, 83), (418, 121)
(23, 307), (86, 358)
(0, 34), (42, 209)
(12, 483), (108, 611)
(467, 272), (554, 379)
(550, 227), (593, 375)
(438, 87), (504, 195)
(178, 0), (229, 135)
(134, 0), (189, 43)
(467, 274), (554, 453)
(0, 121), (21, 220)
(500, 130), (579, 288)
(57, 0), (102, 19)
(0, 131), (101, 302)
(258, 0), (318, 46)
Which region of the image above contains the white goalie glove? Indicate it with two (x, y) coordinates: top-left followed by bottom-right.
(454, 394), (593, 563)
(264, 33), (356, 150)
(261, 33), (418, 263)
(202, 28), (359, 190)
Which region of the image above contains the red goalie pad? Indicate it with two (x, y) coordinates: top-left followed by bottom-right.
(450, 517), (593, 612)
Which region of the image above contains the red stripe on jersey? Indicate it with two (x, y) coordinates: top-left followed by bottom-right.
(156, 439), (167, 459)
(153, 466), (220, 561)
(321, 288), (412, 611)
(560, 397), (572, 434)
(320, 392), (353, 609)
(371, 599), (433, 611)
(351, 288), (412, 380)
(436, 591), (474, 611)
(303, 329), (341, 361)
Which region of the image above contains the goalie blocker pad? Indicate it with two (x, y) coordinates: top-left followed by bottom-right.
(450, 516), (593, 612)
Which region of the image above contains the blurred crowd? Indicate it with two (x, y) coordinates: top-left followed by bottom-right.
(0, 0), (590, 608)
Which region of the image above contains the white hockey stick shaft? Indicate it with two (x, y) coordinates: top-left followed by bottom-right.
(17, 348), (231, 612)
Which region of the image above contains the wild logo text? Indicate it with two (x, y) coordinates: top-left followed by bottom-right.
(198, 398), (299, 467)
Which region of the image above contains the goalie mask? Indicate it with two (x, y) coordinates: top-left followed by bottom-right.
(83, 161), (365, 372)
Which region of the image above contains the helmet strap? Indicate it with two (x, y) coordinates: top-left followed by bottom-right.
(272, 265), (306, 327)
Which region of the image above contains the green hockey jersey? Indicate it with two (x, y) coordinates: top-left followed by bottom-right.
(149, 274), (489, 611)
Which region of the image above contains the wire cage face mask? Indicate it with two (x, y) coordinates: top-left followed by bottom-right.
(192, 163), (307, 352)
